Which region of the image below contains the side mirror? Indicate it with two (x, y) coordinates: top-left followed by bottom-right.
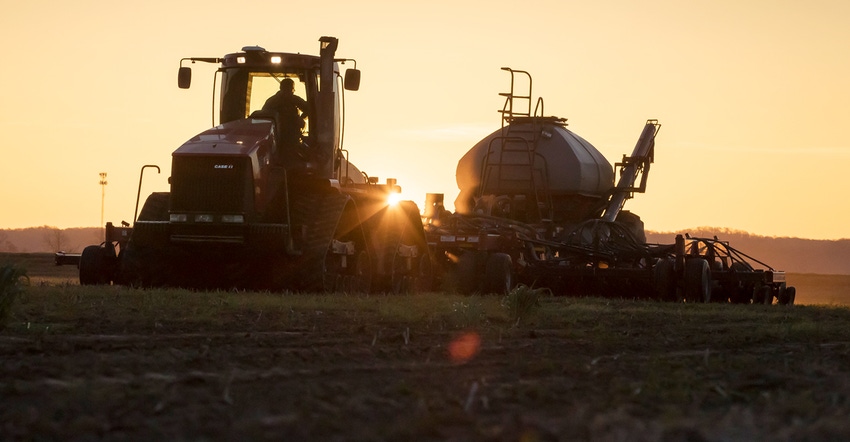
(343, 68), (360, 91)
(178, 67), (192, 89)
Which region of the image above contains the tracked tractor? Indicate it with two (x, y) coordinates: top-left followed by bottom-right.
(424, 68), (795, 304)
(75, 37), (431, 292)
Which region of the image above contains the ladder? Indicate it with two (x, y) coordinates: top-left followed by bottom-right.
(479, 68), (554, 222)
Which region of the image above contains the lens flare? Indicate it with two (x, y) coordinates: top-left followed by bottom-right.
(448, 331), (481, 364)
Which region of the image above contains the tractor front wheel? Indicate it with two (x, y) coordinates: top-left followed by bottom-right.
(79, 245), (112, 285)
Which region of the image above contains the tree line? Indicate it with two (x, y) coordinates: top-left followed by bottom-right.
(1, 226), (848, 275)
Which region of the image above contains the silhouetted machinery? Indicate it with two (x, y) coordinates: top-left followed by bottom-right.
(423, 68), (795, 304)
(62, 49), (794, 304)
(71, 37), (431, 292)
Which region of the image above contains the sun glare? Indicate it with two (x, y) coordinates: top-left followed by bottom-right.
(387, 192), (403, 206)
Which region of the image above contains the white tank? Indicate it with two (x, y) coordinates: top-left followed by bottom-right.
(454, 119), (614, 221)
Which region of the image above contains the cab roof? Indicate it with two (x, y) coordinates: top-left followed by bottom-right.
(220, 47), (321, 71)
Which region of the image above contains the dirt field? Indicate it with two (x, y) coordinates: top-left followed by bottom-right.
(3, 255), (850, 441)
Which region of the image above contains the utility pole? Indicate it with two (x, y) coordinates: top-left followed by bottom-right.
(99, 172), (108, 235)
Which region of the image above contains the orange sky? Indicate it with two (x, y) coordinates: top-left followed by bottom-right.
(1, 1), (849, 239)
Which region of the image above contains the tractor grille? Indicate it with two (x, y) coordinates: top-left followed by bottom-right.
(171, 156), (253, 213)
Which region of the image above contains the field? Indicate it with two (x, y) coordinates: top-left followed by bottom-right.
(3, 254), (850, 440)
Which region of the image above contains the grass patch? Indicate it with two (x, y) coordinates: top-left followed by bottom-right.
(0, 264), (28, 329)
(502, 284), (551, 325)
(7, 282), (850, 354)
(4, 286), (517, 334)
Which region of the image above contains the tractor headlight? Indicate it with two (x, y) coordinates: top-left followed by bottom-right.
(221, 214), (245, 223)
(194, 214), (214, 223)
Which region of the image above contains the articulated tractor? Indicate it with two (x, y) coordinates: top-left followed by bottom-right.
(74, 37), (431, 292)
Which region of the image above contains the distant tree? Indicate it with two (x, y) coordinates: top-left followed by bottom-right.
(42, 226), (69, 252)
(90, 228), (103, 245)
(0, 231), (17, 253)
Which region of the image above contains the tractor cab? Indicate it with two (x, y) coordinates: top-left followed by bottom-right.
(177, 39), (360, 179)
(217, 52), (315, 150)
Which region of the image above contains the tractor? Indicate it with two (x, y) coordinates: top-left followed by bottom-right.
(73, 37), (431, 293)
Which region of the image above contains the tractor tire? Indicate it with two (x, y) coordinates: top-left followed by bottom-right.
(349, 250), (372, 294)
(79, 245), (110, 285)
(652, 258), (677, 302)
(762, 285), (774, 305)
(729, 262), (753, 304)
(752, 284), (766, 304)
(455, 252), (481, 294)
(683, 258), (711, 303)
(391, 252), (435, 294)
(291, 191), (370, 293)
(782, 286), (796, 305)
(119, 243), (170, 288)
(122, 192), (171, 288)
(370, 207), (402, 294)
(118, 245), (142, 287)
(375, 201), (432, 294)
(413, 255), (434, 293)
(483, 253), (513, 295)
(776, 282), (788, 305)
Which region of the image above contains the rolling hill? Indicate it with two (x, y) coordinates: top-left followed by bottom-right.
(1, 226), (848, 275)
